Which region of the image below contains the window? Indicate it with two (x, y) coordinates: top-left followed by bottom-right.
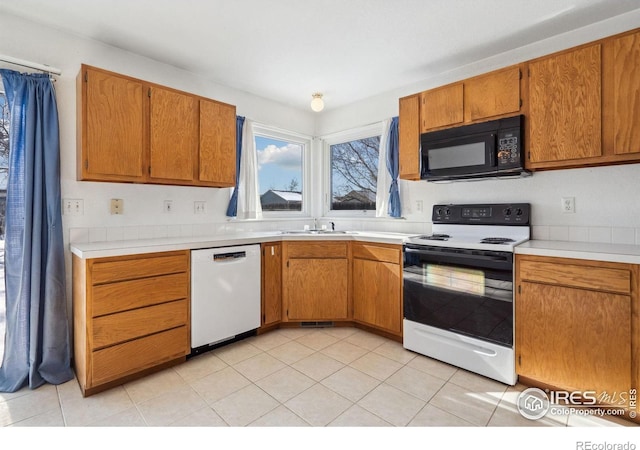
(254, 125), (310, 215)
(325, 125), (381, 214)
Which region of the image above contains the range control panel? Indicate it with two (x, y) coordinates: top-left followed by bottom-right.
(432, 203), (530, 225)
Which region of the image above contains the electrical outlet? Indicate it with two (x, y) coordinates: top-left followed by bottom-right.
(110, 198), (123, 215)
(415, 200), (423, 213)
(63, 199), (83, 216)
(194, 201), (206, 214)
(163, 200), (173, 213)
(561, 197), (575, 213)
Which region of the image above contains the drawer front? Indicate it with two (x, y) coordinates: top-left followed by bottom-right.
(92, 299), (188, 349)
(91, 326), (188, 387)
(286, 241), (348, 258)
(92, 272), (188, 317)
(518, 259), (631, 294)
(91, 252), (188, 284)
(352, 243), (400, 264)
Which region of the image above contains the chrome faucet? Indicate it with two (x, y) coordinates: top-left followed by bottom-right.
(313, 217), (318, 230)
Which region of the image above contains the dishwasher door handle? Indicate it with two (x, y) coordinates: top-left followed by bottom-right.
(213, 251), (247, 262)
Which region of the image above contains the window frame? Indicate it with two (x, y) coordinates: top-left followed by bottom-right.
(252, 123), (312, 219)
(322, 123), (384, 218)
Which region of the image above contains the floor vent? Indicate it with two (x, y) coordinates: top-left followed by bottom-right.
(300, 321), (334, 328)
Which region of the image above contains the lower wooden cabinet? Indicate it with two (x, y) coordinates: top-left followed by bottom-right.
(352, 242), (402, 336)
(282, 241), (349, 321)
(73, 250), (190, 396)
(261, 242), (282, 327)
(515, 255), (636, 410)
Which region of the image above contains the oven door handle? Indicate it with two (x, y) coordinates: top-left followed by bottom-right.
(403, 244), (513, 269)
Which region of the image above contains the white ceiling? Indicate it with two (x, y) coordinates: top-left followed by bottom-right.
(1, 0), (639, 112)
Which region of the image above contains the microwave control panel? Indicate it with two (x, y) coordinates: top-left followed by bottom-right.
(497, 127), (522, 169)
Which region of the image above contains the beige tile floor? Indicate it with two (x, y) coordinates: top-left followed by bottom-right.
(0, 327), (636, 427)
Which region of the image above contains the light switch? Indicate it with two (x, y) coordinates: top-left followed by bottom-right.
(110, 198), (123, 215)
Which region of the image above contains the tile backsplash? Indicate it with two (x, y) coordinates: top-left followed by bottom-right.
(531, 225), (639, 245)
(69, 220), (640, 246)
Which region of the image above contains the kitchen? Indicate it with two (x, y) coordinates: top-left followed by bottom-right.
(0, 0), (640, 445)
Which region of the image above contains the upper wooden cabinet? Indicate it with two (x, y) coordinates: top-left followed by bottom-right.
(604, 30), (640, 156)
(528, 44), (603, 165)
(398, 94), (421, 180)
(199, 99), (237, 186)
(421, 83), (464, 130)
(464, 66), (522, 121)
(77, 65), (236, 187)
(78, 68), (146, 182)
(149, 86), (199, 183)
(420, 64), (524, 133)
(527, 28), (640, 169)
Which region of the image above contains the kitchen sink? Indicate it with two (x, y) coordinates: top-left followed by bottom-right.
(280, 230), (355, 235)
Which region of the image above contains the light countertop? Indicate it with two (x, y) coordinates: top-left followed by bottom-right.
(69, 231), (415, 259)
(515, 240), (640, 264)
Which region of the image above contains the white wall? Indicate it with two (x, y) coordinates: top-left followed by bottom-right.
(316, 9), (640, 243)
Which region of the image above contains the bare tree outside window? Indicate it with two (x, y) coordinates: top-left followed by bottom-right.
(330, 136), (380, 210)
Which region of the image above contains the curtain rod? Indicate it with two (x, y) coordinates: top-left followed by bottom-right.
(0, 54), (62, 76)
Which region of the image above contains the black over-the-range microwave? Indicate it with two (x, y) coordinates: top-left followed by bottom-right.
(420, 114), (529, 182)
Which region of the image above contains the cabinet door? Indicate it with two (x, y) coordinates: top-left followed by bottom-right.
(199, 99), (237, 186)
(516, 281), (631, 399)
(421, 83), (464, 131)
(465, 66), (521, 121)
(398, 94), (421, 180)
(528, 44), (602, 164)
(149, 86), (199, 182)
(261, 243), (282, 327)
(81, 67), (145, 181)
(611, 31), (640, 155)
(286, 258), (348, 320)
(352, 258), (401, 334)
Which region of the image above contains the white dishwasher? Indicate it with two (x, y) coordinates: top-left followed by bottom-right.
(190, 244), (261, 350)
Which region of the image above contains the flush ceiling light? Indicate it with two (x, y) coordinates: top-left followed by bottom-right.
(310, 93), (324, 112)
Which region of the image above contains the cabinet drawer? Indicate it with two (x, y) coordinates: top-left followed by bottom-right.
(91, 326), (188, 387)
(352, 243), (400, 264)
(287, 241), (348, 258)
(91, 252), (188, 284)
(92, 272), (188, 317)
(92, 299), (188, 349)
(518, 259), (631, 294)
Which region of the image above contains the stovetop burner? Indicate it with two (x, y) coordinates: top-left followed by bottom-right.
(480, 237), (516, 244)
(418, 234), (450, 241)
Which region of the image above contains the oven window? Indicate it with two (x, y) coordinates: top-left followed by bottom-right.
(425, 264), (485, 296)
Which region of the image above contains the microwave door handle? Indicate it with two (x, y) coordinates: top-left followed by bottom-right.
(488, 134), (496, 167)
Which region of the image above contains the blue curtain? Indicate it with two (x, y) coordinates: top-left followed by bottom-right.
(0, 70), (73, 392)
(386, 116), (401, 217)
(225, 115), (245, 217)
